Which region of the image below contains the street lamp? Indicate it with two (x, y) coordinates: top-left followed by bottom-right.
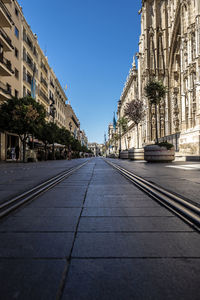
(50, 97), (56, 159)
(118, 100), (122, 157)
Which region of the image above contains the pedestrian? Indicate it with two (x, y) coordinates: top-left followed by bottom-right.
(11, 147), (16, 160)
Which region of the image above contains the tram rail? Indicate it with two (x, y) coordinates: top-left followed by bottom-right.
(0, 160), (89, 219)
(105, 159), (200, 231)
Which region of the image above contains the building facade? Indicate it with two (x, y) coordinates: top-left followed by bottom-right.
(0, 0), (83, 160)
(117, 0), (200, 158)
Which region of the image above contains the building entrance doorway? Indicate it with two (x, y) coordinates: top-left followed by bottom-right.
(6, 134), (19, 160)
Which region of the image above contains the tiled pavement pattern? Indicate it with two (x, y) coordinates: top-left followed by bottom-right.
(0, 158), (88, 205)
(0, 158), (199, 300)
(108, 158), (200, 206)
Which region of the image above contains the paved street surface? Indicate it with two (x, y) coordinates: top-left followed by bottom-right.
(109, 158), (200, 206)
(0, 158), (200, 299)
(0, 159), (88, 205)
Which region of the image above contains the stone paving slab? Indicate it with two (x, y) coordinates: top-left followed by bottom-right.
(78, 216), (192, 232)
(62, 258), (200, 300)
(46, 186), (87, 195)
(84, 198), (160, 208)
(14, 207), (82, 217)
(87, 185), (145, 195)
(0, 159), (89, 204)
(0, 233), (74, 258)
(82, 207), (174, 217)
(29, 198), (84, 208)
(108, 159), (200, 205)
(72, 232), (200, 258)
(0, 216), (79, 232)
(0, 259), (65, 300)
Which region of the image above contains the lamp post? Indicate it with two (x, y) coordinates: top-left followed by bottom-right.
(118, 100), (122, 157)
(50, 97), (56, 159)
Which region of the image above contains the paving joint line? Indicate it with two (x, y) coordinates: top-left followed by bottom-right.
(56, 161), (96, 300)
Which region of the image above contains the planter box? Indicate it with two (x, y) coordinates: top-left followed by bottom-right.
(120, 150), (129, 159)
(128, 148), (144, 160)
(144, 145), (175, 162)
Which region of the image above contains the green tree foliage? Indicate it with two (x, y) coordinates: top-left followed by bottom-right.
(118, 117), (128, 150)
(118, 117), (128, 134)
(144, 81), (166, 143)
(0, 97), (46, 162)
(124, 99), (145, 148)
(36, 122), (60, 160)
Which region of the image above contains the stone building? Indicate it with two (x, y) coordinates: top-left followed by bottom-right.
(118, 0), (200, 159)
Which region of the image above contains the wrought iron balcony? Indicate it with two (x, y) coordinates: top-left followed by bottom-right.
(0, 54), (14, 75)
(41, 76), (48, 88)
(39, 89), (49, 103)
(0, 80), (11, 96)
(0, 27), (13, 50)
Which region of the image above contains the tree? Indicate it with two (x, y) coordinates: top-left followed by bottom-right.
(124, 99), (145, 148)
(57, 127), (71, 148)
(36, 122), (60, 160)
(118, 117), (128, 150)
(0, 97), (46, 162)
(144, 80), (166, 144)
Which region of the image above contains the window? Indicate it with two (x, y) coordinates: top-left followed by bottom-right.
(15, 68), (19, 79)
(23, 86), (26, 97)
(27, 90), (31, 97)
(15, 26), (19, 39)
(15, 8), (19, 17)
(15, 89), (18, 98)
(15, 48), (19, 58)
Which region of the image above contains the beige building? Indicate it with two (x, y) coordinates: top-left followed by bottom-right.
(0, 0), (21, 160)
(65, 103), (80, 139)
(117, 0), (200, 159)
(88, 142), (103, 156)
(80, 130), (88, 147)
(0, 0), (82, 160)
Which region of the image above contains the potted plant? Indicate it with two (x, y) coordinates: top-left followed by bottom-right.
(124, 99), (145, 160)
(144, 80), (175, 162)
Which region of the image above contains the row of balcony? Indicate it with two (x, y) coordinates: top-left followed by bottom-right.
(23, 32), (38, 58)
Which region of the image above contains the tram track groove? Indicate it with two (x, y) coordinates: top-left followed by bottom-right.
(104, 159), (200, 231)
(0, 160), (89, 219)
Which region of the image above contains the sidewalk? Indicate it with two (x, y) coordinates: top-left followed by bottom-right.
(0, 158), (199, 299)
(109, 158), (200, 206)
(0, 159), (88, 205)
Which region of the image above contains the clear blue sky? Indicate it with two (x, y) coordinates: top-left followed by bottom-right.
(19, 0), (141, 143)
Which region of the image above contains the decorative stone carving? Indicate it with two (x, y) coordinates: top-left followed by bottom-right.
(172, 92), (179, 132)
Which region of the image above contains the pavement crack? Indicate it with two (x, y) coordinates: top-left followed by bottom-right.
(56, 161), (96, 300)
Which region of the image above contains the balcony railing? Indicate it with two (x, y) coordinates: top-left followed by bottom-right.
(39, 89), (49, 103)
(0, 54), (14, 73)
(41, 62), (48, 74)
(50, 80), (54, 88)
(0, 1), (13, 24)
(0, 80), (11, 95)
(0, 28), (13, 49)
(41, 76), (48, 88)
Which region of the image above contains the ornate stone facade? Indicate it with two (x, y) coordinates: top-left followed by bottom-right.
(118, 0), (200, 158)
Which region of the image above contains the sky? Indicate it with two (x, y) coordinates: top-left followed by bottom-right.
(18, 0), (142, 144)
